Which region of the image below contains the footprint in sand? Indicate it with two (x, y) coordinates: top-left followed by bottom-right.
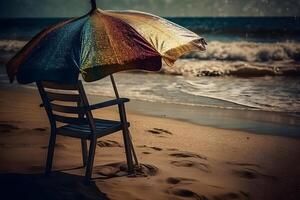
(232, 167), (278, 181)
(33, 128), (47, 131)
(169, 152), (207, 160)
(167, 148), (179, 151)
(167, 188), (208, 200)
(147, 128), (172, 135)
(1, 143), (65, 149)
(41, 143), (66, 149)
(97, 140), (122, 147)
(213, 191), (250, 200)
(171, 160), (211, 173)
(226, 161), (260, 168)
(0, 123), (19, 133)
(28, 165), (44, 171)
(166, 177), (196, 185)
(138, 145), (163, 151)
(94, 162), (159, 178)
(0, 143), (31, 148)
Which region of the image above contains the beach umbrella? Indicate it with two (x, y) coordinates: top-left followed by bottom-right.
(6, 0), (206, 84)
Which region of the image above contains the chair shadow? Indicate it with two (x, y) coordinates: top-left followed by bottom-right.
(0, 171), (109, 200)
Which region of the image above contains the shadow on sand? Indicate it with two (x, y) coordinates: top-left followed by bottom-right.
(0, 172), (108, 200)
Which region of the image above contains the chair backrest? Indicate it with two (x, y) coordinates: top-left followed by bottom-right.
(36, 80), (96, 132)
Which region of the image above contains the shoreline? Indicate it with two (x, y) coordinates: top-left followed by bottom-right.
(1, 83), (300, 138)
(91, 96), (300, 138)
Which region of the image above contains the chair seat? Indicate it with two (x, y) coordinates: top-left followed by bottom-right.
(57, 119), (130, 139)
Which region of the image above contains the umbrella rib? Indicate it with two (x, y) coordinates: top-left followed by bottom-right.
(98, 13), (122, 65)
(79, 20), (94, 72)
(107, 13), (184, 51)
(101, 11), (162, 56)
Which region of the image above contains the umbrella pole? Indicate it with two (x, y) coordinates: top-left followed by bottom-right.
(110, 75), (139, 167)
(110, 74), (120, 99)
(90, 0), (97, 11)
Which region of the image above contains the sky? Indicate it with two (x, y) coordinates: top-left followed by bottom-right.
(0, 0), (300, 18)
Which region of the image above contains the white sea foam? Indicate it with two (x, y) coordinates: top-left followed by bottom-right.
(159, 41), (300, 77)
(162, 59), (300, 77)
(0, 40), (27, 52)
(1, 71), (299, 113)
(184, 41), (300, 62)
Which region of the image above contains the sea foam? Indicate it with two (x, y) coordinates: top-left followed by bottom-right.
(1, 40), (300, 77)
(184, 41), (300, 62)
(0, 40), (27, 52)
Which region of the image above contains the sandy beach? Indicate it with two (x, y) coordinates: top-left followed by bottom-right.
(0, 84), (300, 200)
(1, 1), (300, 199)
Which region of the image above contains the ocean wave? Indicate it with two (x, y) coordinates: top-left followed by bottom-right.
(162, 59), (300, 77)
(184, 41), (300, 62)
(1, 40), (300, 62)
(1, 71), (299, 113)
(1, 39), (300, 77)
(0, 40), (27, 52)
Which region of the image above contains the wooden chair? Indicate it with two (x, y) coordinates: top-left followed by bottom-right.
(36, 79), (136, 182)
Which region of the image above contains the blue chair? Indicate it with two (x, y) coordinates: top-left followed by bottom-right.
(36, 80), (136, 182)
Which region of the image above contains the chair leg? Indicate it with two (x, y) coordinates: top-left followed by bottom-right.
(118, 104), (135, 174)
(45, 130), (56, 175)
(128, 130), (139, 166)
(85, 138), (97, 183)
(122, 128), (134, 174)
(81, 139), (88, 167)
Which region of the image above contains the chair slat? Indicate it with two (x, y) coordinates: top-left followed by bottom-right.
(53, 114), (88, 125)
(46, 91), (80, 102)
(51, 103), (85, 114)
(42, 81), (78, 90)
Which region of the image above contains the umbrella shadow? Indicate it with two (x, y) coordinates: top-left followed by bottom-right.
(0, 172), (109, 200)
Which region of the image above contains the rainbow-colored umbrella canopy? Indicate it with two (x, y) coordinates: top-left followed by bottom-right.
(7, 8), (206, 84)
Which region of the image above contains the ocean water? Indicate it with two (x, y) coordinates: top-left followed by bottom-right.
(0, 17), (300, 114)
